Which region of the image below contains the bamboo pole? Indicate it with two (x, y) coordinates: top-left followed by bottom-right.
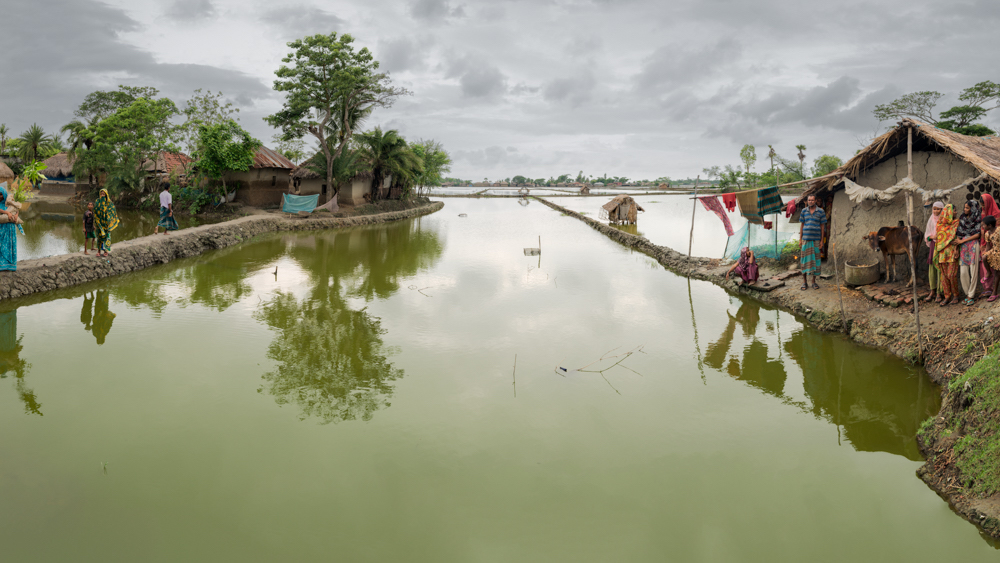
(831, 208), (848, 329)
(907, 127), (924, 362)
(687, 175), (700, 259)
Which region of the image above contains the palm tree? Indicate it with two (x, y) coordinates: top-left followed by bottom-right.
(17, 124), (54, 163)
(795, 145), (807, 179)
(308, 142), (362, 189)
(355, 128), (422, 201)
(62, 119), (95, 160)
(0, 124), (8, 156)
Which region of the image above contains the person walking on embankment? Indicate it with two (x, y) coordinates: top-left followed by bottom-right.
(935, 204), (960, 306)
(798, 194), (826, 290)
(956, 198), (982, 305)
(154, 182), (178, 235)
(923, 201), (945, 303)
(94, 189), (120, 258)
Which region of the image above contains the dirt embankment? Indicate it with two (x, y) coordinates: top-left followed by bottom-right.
(535, 196), (1000, 540)
(0, 201), (444, 302)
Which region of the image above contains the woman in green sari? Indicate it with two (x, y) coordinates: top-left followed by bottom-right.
(94, 189), (120, 257)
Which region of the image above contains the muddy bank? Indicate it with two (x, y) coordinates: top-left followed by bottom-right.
(535, 195), (1000, 540)
(0, 201), (444, 302)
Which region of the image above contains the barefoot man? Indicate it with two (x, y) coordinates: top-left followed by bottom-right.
(799, 194), (826, 290)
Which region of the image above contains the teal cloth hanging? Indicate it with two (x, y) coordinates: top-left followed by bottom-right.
(282, 194), (319, 213)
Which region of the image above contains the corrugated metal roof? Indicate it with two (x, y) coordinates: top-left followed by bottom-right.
(252, 146), (295, 170)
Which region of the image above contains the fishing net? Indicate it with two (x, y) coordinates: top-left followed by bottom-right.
(724, 222), (798, 260)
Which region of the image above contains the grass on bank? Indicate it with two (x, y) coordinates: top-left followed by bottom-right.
(945, 341), (1000, 496)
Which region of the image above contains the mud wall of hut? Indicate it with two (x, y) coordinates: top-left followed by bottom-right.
(832, 151), (977, 278)
(228, 168), (292, 206)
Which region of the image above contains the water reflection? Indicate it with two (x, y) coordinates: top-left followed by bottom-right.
(0, 310), (40, 415)
(784, 329), (935, 460)
(79, 291), (117, 345)
(704, 300), (936, 460)
(256, 220), (443, 423)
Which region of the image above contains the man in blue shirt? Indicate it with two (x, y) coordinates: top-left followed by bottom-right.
(799, 194), (827, 289)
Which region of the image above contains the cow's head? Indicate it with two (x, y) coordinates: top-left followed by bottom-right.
(862, 231), (884, 252)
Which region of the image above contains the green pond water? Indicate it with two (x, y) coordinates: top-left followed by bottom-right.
(0, 198), (996, 561)
(16, 200), (222, 261)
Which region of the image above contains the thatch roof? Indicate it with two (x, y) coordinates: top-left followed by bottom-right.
(42, 153), (76, 177)
(0, 161), (13, 182)
(803, 118), (1000, 200)
(601, 194), (645, 213)
(291, 164), (321, 180)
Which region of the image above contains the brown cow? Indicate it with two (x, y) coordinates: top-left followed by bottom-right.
(862, 223), (924, 286)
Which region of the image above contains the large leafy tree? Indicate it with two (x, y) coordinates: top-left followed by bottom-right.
(194, 119), (262, 198)
(177, 89), (240, 161)
(873, 81), (1000, 136)
(409, 139), (451, 193)
(355, 128), (422, 200)
(74, 97), (179, 196)
(75, 85), (161, 124)
(265, 32), (410, 206)
(16, 124), (55, 163)
(0, 124), (9, 156)
(812, 154), (843, 177)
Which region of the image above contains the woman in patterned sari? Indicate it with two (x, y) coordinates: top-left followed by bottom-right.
(94, 189), (120, 258)
(0, 183), (23, 271)
(935, 204), (960, 306)
(725, 247), (759, 286)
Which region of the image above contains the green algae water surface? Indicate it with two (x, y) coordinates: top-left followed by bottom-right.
(0, 198), (995, 561)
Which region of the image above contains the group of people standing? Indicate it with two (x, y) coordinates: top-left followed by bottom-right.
(925, 192), (1000, 305)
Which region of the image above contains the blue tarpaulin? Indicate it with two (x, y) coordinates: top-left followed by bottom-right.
(282, 194), (319, 213)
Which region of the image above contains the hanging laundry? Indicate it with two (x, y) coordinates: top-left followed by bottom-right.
(721, 192), (737, 213)
(784, 200), (796, 219)
(698, 196), (734, 236)
(757, 186), (783, 216)
(735, 190), (763, 225)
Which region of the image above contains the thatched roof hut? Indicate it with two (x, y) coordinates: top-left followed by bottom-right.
(797, 118), (1000, 276)
(600, 195), (644, 225)
(42, 153), (75, 178)
(0, 161), (14, 184)
(801, 118), (1000, 202)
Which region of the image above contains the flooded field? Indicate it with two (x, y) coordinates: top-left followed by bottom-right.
(554, 194), (797, 258)
(16, 200), (222, 261)
(1, 198), (995, 561)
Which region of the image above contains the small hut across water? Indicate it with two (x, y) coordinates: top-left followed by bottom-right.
(600, 195), (644, 225)
(0, 162), (14, 186)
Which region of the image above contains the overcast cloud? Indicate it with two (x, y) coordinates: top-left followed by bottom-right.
(2, 0), (998, 180)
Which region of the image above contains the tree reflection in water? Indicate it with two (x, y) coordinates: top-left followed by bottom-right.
(256, 220), (443, 423)
(704, 300), (938, 460)
(0, 309), (40, 416)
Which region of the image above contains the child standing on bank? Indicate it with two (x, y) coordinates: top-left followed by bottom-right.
(83, 202), (96, 255)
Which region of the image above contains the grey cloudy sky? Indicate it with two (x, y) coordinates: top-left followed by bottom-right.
(3, 0), (998, 180)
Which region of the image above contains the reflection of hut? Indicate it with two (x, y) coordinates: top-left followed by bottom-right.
(600, 195), (644, 225)
(0, 161), (14, 185)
